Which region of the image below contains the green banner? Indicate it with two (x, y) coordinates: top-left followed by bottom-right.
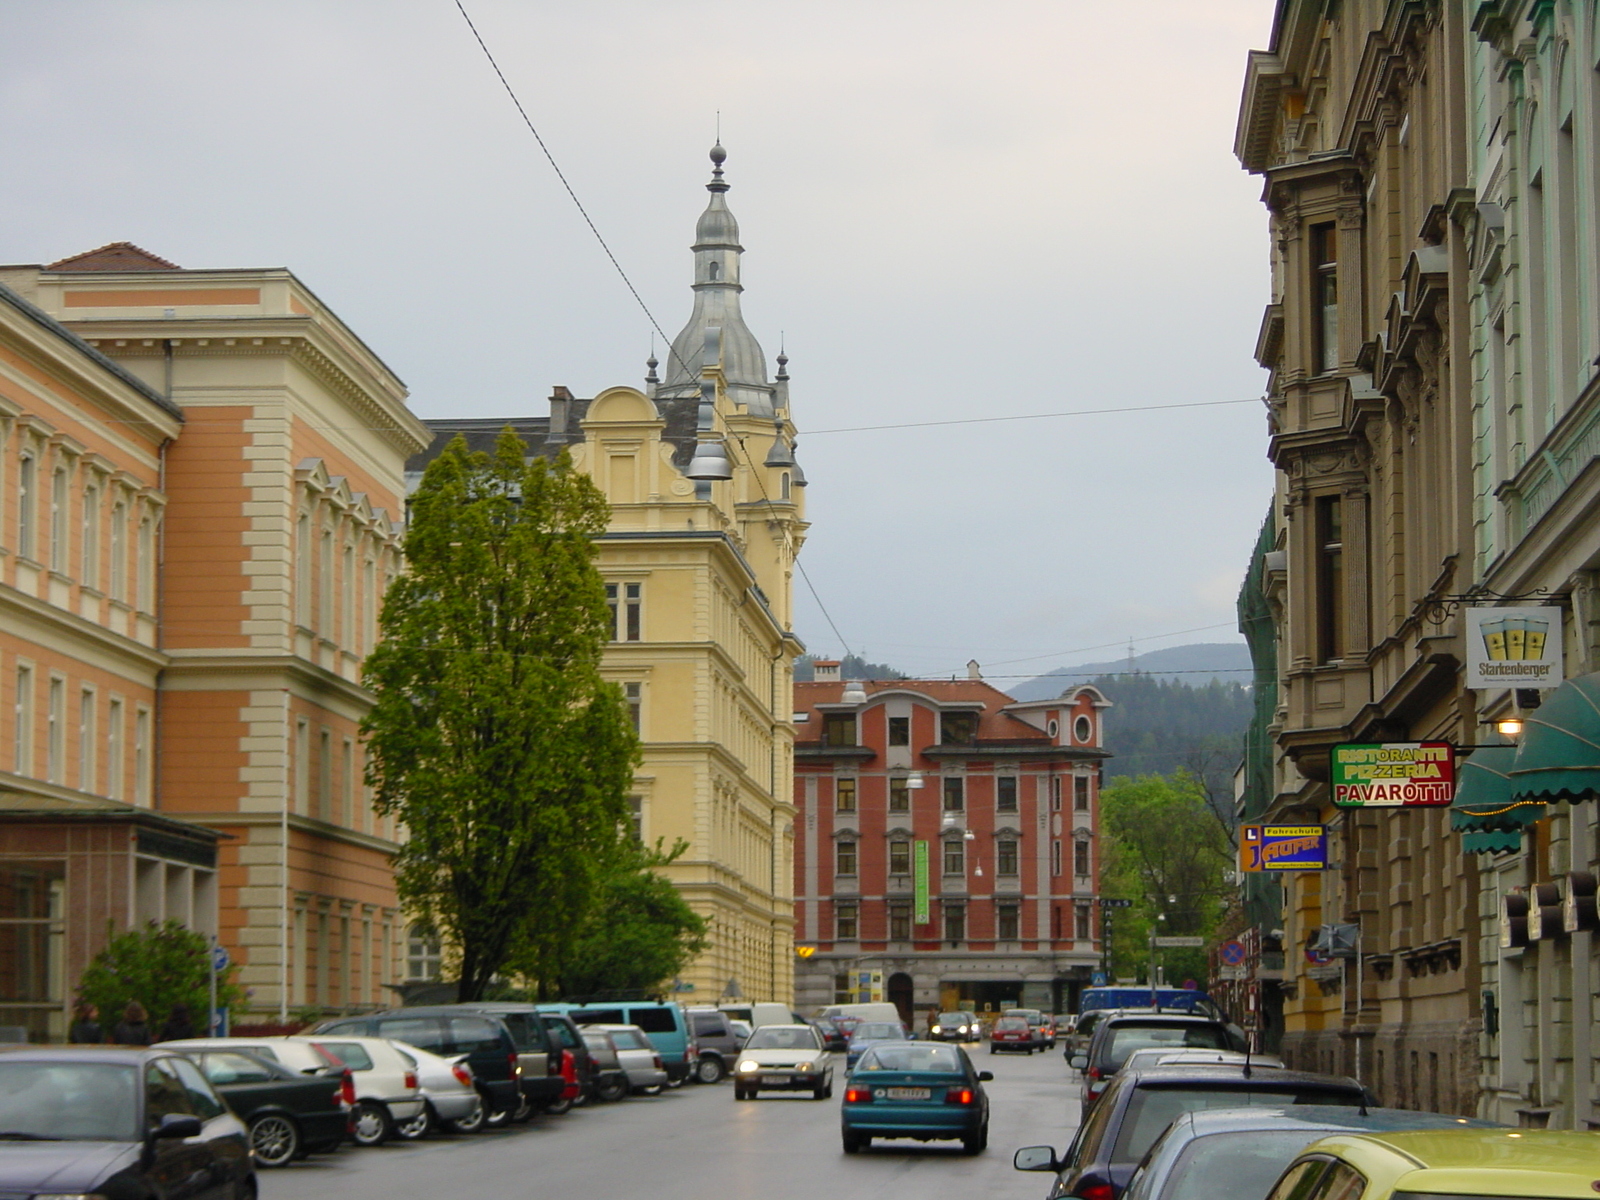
(913, 840), (930, 924)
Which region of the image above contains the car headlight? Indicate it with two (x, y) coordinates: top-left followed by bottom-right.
(797, 1061), (813, 1073)
(931, 1025), (941, 1033)
(737, 1060), (760, 1073)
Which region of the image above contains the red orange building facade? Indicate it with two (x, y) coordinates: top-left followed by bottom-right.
(793, 663), (1110, 1023)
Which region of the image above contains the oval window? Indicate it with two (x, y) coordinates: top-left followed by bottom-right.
(1074, 715), (1092, 743)
(1047, 719), (1059, 738)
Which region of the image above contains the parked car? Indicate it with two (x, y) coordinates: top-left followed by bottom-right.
(301, 1035), (426, 1146)
(730, 1023), (833, 1101)
(990, 1015), (1038, 1054)
(0, 1046), (254, 1197)
(538, 1011), (599, 1107)
(312, 1010), (523, 1125)
(431, 1003), (564, 1113)
(818, 1002), (904, 1028)
(389, 1042), (483, 1139)
(841, 1041), (992, 1155)
(577, 1029), (633, 1102)
(183, 1047), (350, 1166)
(1115, 1105), (1502, 1200)
(1073, 1012), (1246, 1115)
(1078, 986), (1229, 1022)
(928, 1012), (982, 1043)
(156, 1035), (343, 1078)
(719, 1002), (803, 1030)
(549, 1002), (696, 1085)
(729, 1019), (754, 1040)
(1118, 1048), (1285, 1076)
(844, 1021), (910, 1070)
(583, 1024), (668, 1094)
(811, 1017), (850, 1054)
(686, 1006), (740, 1083)
(1263, 1130), (1597, 1200)
(1013, 1063), (1373, 1200)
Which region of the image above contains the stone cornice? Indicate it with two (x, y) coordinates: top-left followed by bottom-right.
(160, 651), (375, 710)
(178, 808), (401, 856)
(0, 580), (167, 672)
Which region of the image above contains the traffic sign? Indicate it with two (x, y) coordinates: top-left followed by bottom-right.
(1091, 972), (1107, 986)
(211, 944), (230, 973)
(1152, 936), (1205, 948)
(1219, 940), (1246, 966)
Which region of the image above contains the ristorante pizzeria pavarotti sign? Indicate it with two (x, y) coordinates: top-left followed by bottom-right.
(1330, 742), (1456, 807)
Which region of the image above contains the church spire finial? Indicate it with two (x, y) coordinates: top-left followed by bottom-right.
(708, 141), (728, 192)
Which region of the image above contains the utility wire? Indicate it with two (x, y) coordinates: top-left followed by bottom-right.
(805, 397), (1262, 437)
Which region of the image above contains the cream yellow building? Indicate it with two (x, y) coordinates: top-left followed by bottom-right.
(409, 145), (806, 1004)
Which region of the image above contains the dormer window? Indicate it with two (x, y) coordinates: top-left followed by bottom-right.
(940, 712), (978, 745)
(822, 713), (856, 747)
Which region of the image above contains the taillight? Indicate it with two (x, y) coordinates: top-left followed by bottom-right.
(404, 1070), (418, 1091)
(560, 1050), (577, 1084)
(652, 1055), (664, 1070)
(944, 1087), (975, 1105)
(452, 1064), (473, 1088)
(510, 1052), (521, 1079)
(340, 1069), (356, 1107)
(1077, 1185), (1115, 1200)
(1086, 1065), (1102, 1080)
(844, 1087), (870, 1103)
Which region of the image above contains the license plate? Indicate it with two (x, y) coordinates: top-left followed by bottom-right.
(761, 1075), (789, 1085)
(884, 1087), (930, 1100)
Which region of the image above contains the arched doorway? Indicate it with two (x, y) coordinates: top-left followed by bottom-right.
(887, 972), (914, 1028)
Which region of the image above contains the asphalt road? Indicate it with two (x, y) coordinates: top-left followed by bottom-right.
(266, 1043), (1084, 1200)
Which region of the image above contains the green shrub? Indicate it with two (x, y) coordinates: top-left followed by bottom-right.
(76, 920), (243, 1032)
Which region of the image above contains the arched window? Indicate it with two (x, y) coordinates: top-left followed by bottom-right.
(708, 260), (721, 281)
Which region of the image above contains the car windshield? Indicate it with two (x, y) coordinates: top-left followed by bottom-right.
(0, 1062), (140, 1141)
(1157, 1131), (1331, 1200)
(1110, 1088), (1360, 1165)
(745, 1028), (817, 1050)
(1104, 1025), (1230, 1068)
(858, 1045), (963, 1073)
(937, 1013), (966, 1023)
(851, 1024), (904, 1040)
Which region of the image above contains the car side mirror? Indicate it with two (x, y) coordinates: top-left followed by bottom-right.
(977, 1071), (994, 1082)
(152, 1114), (203, 1141)
(1069, 1054), (1088, 1069)
(1014, 1145), (1059, 1172)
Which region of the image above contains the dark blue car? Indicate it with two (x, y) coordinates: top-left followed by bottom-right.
(843, 1021), (909, 1070)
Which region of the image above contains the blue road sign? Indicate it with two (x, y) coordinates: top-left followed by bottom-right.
(212, 944), (230, 973)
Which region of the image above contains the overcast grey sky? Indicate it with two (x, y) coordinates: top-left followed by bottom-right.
(2, 0), (1276, 681)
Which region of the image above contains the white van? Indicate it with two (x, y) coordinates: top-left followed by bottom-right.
(719, 1002), (801, 1031)
(817, 1002), (904, 1028)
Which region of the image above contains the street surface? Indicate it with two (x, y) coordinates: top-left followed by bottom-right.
(268, 1046), (1080, 1200)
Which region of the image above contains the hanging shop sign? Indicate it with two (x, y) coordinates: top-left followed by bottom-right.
(1465, 605), (1563, 689)
(1240, 825), (1329, 872)
(1330, 742), (1455, 807)
(913, 840), (930, 925)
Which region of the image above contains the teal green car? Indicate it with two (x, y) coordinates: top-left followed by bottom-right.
(840, 1042), (992, 1155)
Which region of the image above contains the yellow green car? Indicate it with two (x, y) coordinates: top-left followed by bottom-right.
(1267, 1129), (1600, 1200)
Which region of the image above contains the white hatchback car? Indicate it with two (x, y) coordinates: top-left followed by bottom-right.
(298, 1036), (426, 1146)
(389, 1041), (482, 1137)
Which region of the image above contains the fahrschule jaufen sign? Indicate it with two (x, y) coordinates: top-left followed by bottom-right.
(1331, 742), (1456, 808)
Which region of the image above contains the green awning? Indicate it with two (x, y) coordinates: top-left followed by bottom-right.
(1450, 744), (1544, 853)
(1508, 671), (1600, 803)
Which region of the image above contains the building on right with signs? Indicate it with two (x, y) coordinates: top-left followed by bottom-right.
(1233, 2), (1600, 1128)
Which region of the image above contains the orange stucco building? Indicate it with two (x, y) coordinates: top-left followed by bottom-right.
(0, 244), (429, 1029)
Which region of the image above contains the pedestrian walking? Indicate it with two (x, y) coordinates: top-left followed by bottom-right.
(68, 1002), (102, 1044)
(158, 1002), (196, 1043)
(111, 1001), (151, 1046)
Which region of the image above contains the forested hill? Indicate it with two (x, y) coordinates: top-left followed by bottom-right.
(1088, 673), (1253, 789)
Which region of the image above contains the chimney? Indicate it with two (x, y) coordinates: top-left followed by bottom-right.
(813, 660), (841, 682)
(548, 385), (574, 444)
(967, 659), (982, 680)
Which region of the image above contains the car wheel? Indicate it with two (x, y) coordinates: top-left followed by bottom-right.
(734, 1086), (749, 1101)
(247, 1113), (300, 1167)
(544, 1093), (573, 1116)
(351, 1101), (393, 1147)
(988, 1047), (996, 1055)
(510, 1094), (535, 1123)
(484, 1102), (512, 1128)
(842, 1131), (867, 1154)
(961, 1124), (988, 1155)
(597, 1077), (628, 1103)
(666, 1074), (686, 1089)
(812, 1081), (828, 1100)
(394, 1102), (433, 1141)
(695, 1056), (725, 1084)
(443, 1099), (485, 1134)
(636, 1084), (663, 1096)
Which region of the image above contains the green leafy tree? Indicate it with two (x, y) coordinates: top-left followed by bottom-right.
(76, 920), (243, 1031)
(529, 840), (709, 999)
(362, 431), (639, 1001)
(1099, 770), (1234, 985)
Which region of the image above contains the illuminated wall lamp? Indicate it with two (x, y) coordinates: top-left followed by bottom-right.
(1494, 716), (1524, 738)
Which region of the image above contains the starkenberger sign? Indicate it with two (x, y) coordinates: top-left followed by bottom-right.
(1330, 742), (1456, 807)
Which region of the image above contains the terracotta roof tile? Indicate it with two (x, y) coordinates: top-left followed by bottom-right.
(47, 242), (181, 272)
(793, 678), (1052, 745)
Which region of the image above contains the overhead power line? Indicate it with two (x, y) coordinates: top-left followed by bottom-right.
(805, 397), (1263, 437)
